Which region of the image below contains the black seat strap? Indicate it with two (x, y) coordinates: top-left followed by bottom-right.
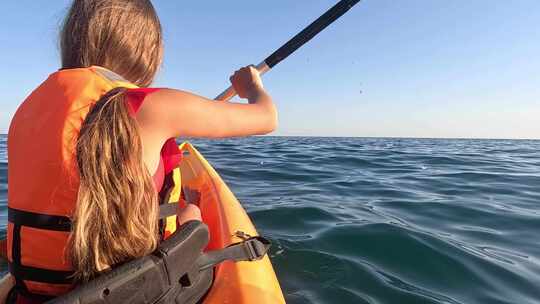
(159, 202), (179, 219)
(157, 171), (177, 239)
(197, 236), (271, 271)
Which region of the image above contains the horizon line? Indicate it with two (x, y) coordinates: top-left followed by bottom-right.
(1, 133), (538, 141)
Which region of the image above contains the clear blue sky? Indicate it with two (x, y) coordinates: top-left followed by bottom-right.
(1, 1), (539, 138)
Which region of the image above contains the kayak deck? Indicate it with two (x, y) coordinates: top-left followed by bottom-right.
(177, 142), (284, 304)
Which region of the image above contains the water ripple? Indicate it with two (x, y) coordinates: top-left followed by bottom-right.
(191, 137), (540, 304)
(1, 135), (539, 303)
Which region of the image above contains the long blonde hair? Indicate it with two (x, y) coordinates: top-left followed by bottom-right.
(61, 0), (162, 87)
(61, 0), (164, 282)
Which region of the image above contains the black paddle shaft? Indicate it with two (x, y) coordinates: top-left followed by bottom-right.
(215, 0), (361, 101)
(264, 0), (361, 68)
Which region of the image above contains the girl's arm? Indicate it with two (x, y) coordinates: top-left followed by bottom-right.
(136, 66), (277, 140)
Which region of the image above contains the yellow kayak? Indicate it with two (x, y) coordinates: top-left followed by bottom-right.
(0, 142), (284, 303)
(174, 142), (285, 303)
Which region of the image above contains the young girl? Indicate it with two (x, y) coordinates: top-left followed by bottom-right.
(5, 0), (277, 302)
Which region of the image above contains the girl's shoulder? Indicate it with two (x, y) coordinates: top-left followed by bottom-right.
(125, 88), (162, 116)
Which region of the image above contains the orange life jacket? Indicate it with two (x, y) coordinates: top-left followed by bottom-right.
(7, 66), (180, 299)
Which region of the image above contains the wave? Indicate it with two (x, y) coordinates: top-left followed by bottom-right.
(1, 136), (540, 303)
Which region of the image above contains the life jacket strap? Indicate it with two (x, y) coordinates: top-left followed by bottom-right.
(8, 262), (73, 285)
(197, 235), (271, 271)
(8, 207), (72, 231)
(7, 207), (75, 300)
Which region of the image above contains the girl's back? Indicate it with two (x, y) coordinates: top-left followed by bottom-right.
(5, 0), (277, 302)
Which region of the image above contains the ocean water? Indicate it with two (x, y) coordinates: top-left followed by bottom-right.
(1, 135), (540, 303)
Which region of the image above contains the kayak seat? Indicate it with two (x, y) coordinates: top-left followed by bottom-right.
(45, 219), (271, 304)
(47, 220), (213, 304)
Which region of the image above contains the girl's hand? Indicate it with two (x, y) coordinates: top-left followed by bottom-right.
(229, 65), (265, 100)
(177, 204), (202, 225)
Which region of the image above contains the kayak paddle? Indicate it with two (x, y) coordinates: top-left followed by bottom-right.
(215, 0), (361, 101)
